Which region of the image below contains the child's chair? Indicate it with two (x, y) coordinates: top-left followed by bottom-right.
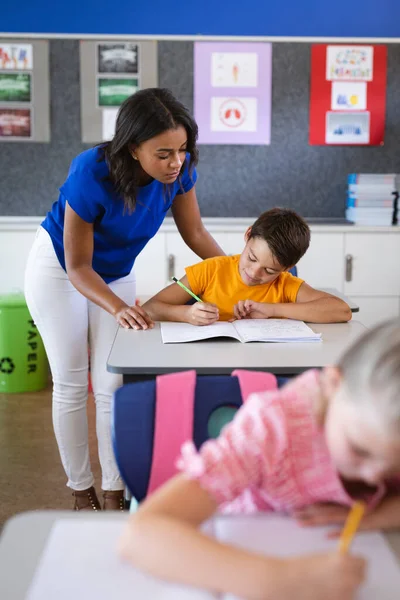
(111, 370), (289, 508)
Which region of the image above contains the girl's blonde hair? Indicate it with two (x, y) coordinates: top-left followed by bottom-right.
(337, 319), (400, 428)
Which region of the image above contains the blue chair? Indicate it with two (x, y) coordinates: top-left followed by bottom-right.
(111, 374), (290, 507)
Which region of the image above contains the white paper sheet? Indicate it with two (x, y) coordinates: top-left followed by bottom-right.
(234, 318), (322, 342)
(25, 516), (400, 600)
(102, 107), (118, 141)
(160, 320), (240, 343)
(160, 319), (321, 344)
(215, 515), (400, 600)
(26, 519), (215, 600)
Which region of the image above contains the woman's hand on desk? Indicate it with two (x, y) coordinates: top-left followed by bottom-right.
(114, 304), (154, 330)
(187, 302), (219, 326)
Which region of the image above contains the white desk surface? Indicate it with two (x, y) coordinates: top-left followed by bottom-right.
(107, 319), (368, 376)
(1, 511), (399, 600)
(321, 288), (359, 312)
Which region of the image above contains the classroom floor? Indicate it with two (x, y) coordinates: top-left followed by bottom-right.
(0, 386), (102, 530)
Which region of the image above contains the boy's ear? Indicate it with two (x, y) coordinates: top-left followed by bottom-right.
(244, 227), (252, 242)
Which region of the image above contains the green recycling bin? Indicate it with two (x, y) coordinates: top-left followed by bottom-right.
(0, 293), (48, 393)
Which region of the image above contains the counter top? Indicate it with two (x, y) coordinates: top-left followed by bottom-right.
(0, 216), (399, 234)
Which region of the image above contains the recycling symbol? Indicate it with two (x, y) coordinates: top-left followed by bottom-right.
(0, 357), (15, 374)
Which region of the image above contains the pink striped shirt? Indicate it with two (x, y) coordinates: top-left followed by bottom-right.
(177, 370), (397, 514)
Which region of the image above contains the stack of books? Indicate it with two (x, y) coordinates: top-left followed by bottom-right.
(346, 174), (398, 226)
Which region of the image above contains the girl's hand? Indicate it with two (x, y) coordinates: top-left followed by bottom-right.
(232, 300), (274, 320)
(115, 305), (154, 330)
(187, 302), (219, 326)
(294, 496), (400, 537)
(278, 552), (366, 600)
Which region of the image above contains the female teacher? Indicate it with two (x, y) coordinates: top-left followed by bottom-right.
(24, 88), (224, 511)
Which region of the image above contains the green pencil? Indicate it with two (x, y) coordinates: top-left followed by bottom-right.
(172, 276), (203, 302)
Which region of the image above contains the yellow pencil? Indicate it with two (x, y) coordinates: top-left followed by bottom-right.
(338, 501), (366, 554)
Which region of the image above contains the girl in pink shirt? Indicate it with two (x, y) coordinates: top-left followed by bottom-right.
(120, 319), (400, 600)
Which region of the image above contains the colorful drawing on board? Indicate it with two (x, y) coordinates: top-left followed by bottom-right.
(0, 108), (32, 137)
(98, 78), (139, 106)
(331, 81), (367, 111)
(325, 111), (370, 144)
(211, 52), (258, 87)
(195, 42), (271, 145)
(326, 46), (373, 81)
(0, 73), (31, 102)
(210, 97), (257, 132)
(97, 43), (139, 74)
(0, 44), (33, 70)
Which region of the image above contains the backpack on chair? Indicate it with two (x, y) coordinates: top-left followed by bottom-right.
(111, 370), (280, 504)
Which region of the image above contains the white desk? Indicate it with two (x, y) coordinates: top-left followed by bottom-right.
(322, 288), (359, 312)
(107, 320), (368, 382)
(1, 511), (399, 600)
(0, 512), (126, 600)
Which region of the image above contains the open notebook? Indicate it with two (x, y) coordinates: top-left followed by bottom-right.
(26, 515), (400, 600)
(161, 318), (322, 344)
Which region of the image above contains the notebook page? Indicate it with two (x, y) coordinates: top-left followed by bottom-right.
(214, 515), (400, 600)
(26, 519), (217, 600)
(233, 318), (322, 343)
(161, 321), (239, 343)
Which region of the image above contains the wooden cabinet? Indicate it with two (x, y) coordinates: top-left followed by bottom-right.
(344, 233), (400, 296)
(134, 233), (167, 300)
(345, 296), (400, 329)
(165, 232), (246, 285)
(297, 233), (344, 291)
(342, 232), (400, 328)
(1, 219), (399, 328)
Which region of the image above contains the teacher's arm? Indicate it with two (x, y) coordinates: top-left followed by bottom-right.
(64, 202), (153, 330)
(171, 187), (225, 259)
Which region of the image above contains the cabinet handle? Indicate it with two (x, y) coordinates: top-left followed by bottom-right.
(167, 254), (175, 281)
(345, 254), (353, 282)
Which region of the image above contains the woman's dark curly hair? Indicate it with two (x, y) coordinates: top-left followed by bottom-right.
(102, 88), (199, 212)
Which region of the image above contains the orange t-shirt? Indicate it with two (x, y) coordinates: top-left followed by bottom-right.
(185, 255), (304, 321)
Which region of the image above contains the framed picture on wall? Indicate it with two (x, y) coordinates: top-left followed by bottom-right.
(97, 43), (139, 74)
(97, 77), (139, 107)
(309, 44), (387, 145)
(0, 73), (31, 102)
(0, 108), (32, 138)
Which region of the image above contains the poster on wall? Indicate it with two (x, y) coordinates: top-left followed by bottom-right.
(0, 73), (31, 102)
(0, 108), (32, 138)
(0, 43), (33, 70)
(97, 78), (139, 107)
(194, 42), (272, 145)
(0, 39), (49, 142)
(97, 43), (139, 74)
(102, 108), (118, 140)
(309, 44), (387, 145)
(80, 40), (158, 143)
(96, 42), (141, 139)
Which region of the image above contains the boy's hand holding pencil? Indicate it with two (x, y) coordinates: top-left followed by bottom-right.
(186, 302), (219, 326)
(172, 276), (219, 326)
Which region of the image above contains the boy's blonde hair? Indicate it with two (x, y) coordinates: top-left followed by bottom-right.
(337, 319), (400, 428)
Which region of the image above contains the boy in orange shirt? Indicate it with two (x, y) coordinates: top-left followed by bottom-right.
(143, 208), (351, 325)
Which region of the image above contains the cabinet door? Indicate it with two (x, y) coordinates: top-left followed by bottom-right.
(165, 232), (246, 283)
(349, 296), (400, 329)
(134, 234), (167, 299)
(0, 230), (37, 294)
(344, 233), (400, 296)
(296, 233), (344, 291)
